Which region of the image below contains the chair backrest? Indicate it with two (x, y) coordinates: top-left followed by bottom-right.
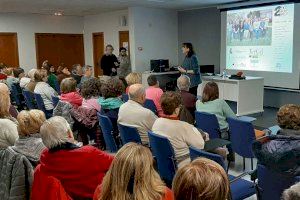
(257, 164), (300, 200)
(53, 79), (61, 95)
(122, 93), (129, 102)
(227, 117), (256, 158)
(52, 96), (60, 108)
(22, 90), (36, 109)
(97, 113), (118, 153)
(148, 131), (177, 185)
(11, 83), (22, 106)
(195, 111), (221, 139)
(33, 93), (47, 113)
(118, 123), (142, 145)
(144, 99), (157, 114)
(189, 146), (226, 169)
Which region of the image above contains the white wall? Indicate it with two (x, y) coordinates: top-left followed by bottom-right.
(0, 13), (84, 71)
(83, 10), (129, 67)
(178, 8), (221, 73)
(128, 7), (178, 72)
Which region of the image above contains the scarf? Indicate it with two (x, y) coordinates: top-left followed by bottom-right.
(98, 97), (123, 109)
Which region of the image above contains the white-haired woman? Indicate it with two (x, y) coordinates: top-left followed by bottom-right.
(24, 69), (37, 92)
(0, 118), (18, 148)
(31, 116), (113, 199)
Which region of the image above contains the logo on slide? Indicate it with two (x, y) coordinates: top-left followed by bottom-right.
(274, 6), (287, 16)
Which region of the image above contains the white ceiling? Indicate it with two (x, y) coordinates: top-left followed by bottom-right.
(0, 0), (248, 16)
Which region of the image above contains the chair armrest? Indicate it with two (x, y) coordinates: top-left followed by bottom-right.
(230, 170), (256, 184)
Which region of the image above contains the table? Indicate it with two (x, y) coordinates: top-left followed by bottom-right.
(200, 75), (264, 116)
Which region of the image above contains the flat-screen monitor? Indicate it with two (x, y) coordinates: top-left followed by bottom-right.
(150, 59), (169, 72)
(200, 65), (215, 74)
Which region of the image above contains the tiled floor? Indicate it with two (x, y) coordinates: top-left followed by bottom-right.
(228, 154), (258, 200)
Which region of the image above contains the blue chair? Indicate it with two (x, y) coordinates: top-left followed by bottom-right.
(53, 79), (61, 95)
(52, 96), (60, 108)
(257, 164), (300, 200)
(227, 117), (256, 170)
(11, 83), (24, 108)
(122, 93), (129, 102)
(118, 123), (142, 145)
(195, 111), (221, 139)
(34, 93), (52, 119)
(144, 99), (157, 115)
(97, 113), (118, 153)
(189, 146), (257, 200)
(22, 90), (37, 109)
(148, 131), (177, 186)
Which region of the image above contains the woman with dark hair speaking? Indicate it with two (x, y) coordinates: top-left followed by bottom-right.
(178, 43), (201, 96)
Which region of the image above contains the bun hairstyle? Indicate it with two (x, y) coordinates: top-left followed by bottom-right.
(17, 110), (46, 136)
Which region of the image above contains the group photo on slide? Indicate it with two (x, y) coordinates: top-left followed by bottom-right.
(227, 9), (272, 46)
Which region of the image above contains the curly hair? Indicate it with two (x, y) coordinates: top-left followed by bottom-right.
(80, 78), (102, 99)
(160, 91), (182, 115)
(277, 104), (300, 130)
(101, 78), (125, 99)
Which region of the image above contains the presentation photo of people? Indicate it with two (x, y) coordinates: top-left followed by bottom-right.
(227, 9), (273, 46)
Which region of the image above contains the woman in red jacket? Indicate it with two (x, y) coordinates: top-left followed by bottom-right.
(94, 143), (173, 200)
(60, 77), (83, 107)
(31, 116), (113, 200)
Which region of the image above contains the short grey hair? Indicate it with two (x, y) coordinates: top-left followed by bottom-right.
(177, 75), (191, 91)
(282, 182), (300, 200)
(40, 116), (72, 149)
(82, 65), (93, 73)
(128, 84), (145, 102)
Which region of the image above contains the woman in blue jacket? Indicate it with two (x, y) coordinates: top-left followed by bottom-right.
(178, 43), (201, 96)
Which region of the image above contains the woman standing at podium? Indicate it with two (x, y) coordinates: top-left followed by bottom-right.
(178, 42), (201, 96)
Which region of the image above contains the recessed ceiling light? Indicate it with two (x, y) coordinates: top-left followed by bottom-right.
(54, 11), (63, 16)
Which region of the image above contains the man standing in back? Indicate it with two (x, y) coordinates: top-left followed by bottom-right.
(118, 84), (157, 145)
(100, 45), (119, 76)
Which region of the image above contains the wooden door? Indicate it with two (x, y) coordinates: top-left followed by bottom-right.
(119, 31), (130, 55)
(0, 33), (19, 67)
(93, 32), (104, 77)
(35, 33), (84, 69)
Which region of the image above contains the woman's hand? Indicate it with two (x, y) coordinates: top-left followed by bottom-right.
(178, 66), (186, 73)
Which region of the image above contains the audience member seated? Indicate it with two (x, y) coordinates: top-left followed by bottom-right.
(0, 83), (18, 123)
(99, 78), (124, 133)
(196, 81), (236, 131)
(0, 63), (7, 80)
(125, 72), (141, 94)
(20, 69), (35, 89)
(56, 66), (71, 84)
(32, 116), (114, 199)
(152, 91), (205, 168)
(81, 78), (102, 112)
(41, 61), (58, 90)
(282, 182), (300, 200)
(0, 119), (18, 148)
(177, 75), (197, 118)
(5, 68), (19, 90)
(94, 143), (173, 200)
(118, 84), (157, 145)
(71, 64), (83, 85)
(34, 69), (58, 114)
(172, 158), (230, 200)
(49, 64), (56, 75)
(12, 110), (46, 166)
(80, 65), (93, 86)
(13, 67), (25, 81)
(253, 104), (300, 176)
(24, 69), (37, 92)
(146, 75), (163, 116)
(60, 77), (83, 107)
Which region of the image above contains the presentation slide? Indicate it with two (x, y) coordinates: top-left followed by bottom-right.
(225, 4), (294, 73)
